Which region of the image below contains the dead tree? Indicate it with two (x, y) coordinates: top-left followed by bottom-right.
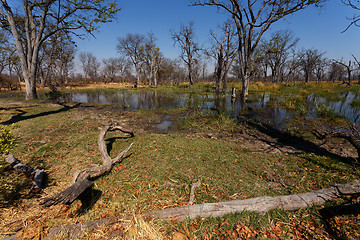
(40, 124), (134, 207)
(171, 22), (201, 88)
(333, 59), (354, 86)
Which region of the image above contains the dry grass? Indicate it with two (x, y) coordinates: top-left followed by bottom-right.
(123, 215), (165, 240)
(64, 82), (133, 90)
(1, 83), (360, 239)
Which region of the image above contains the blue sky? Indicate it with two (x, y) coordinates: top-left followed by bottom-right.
(76, 0), (360, 64)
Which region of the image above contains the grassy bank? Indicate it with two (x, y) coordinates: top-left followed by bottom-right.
(0, 83), (359, 239)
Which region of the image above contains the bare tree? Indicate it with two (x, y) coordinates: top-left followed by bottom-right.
(141, 33), (163, 87)
(158, 58), (186, 85)
(283, 50), (302, 85)
(191, 0), (324, 100)
(342, 0), (360, 31)
(314, 57), (328, 83)
(56, 35), (76, 86)
(79, 52), (101, 80)
(261, 30), (299, 83)
(102, 57), (130, 83)
(353, 55), (360, 83)
(38, 32), (76, 89)
(206, 20), (238, 92)
(0, 30), (20, 90)
(117, 33), (145, 86)
(333, 59), (355, 86)
(0, 30), (10, 74)
(171, 22), (201, 88)
(329, 61), (346, 83)
(298, 49), (324, 83)
(0, 0), (120, 99)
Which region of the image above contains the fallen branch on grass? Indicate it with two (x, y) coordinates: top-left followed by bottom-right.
(188, 179), (201, 205)
(313, 128), (360, 160)
(4, 154), (45, 193)
(40, 124), (134, 207)
(20, 179), (359, 240)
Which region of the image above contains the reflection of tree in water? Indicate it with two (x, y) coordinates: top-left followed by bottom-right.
(308, 91), (360, 122)
(150, 91), (158, 109)
(62, 90), (360, 128)
(213, 93), (227, 113)
(86, 92), (101, 103)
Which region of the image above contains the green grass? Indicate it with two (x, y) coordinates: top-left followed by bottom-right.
(351, 98), (360, 110)
(0, 84), (359, 239)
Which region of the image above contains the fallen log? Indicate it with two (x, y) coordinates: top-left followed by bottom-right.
(18, 179), (358, 239)
(4, 154), (45, 193)
(148, 179), (360, 221)
(313, 128), (360, 160)
(40, 179), (94, 207)
(40, 124), (134, 207)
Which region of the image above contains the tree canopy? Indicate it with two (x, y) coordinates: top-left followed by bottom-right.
(0, 0), (120, 99)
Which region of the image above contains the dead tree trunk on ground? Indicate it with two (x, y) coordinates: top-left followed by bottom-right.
(4, 154), (45, 193)
(18, 179), (359, 240)
(313, 128), (360, 160)
(40, 124), (134, 207)
(148, 179), (360, 221)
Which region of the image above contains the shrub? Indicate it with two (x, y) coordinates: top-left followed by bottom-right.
(316, 103), (338, 120)
(0, 124), (17, 154)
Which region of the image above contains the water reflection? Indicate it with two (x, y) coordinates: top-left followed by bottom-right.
(61, 90), (360, 128)
(309, 92), (360, 122)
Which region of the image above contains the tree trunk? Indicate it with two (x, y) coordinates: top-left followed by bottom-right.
(221, 75), (227, 92)
(24, 74), (37, 100)
(215, 70), (222, 93)
(188, 66), (194, 88)
(241, 75), (250, 101)
(154, 70), (158, 87)
(148, 179), (360, 221)
(135, 66), (141, 86)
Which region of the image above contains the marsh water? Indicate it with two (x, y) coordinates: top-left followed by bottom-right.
(60, 90), (360, 130)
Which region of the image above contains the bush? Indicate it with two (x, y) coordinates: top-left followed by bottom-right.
(0, 124), (17, 154)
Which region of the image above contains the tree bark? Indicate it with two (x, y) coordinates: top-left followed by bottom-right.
(241, 75), (250, 101)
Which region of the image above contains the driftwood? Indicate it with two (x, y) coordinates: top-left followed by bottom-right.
(8, 179), (358, 240)
(4, 154), (45, 193)
(40, 124), (134, 207)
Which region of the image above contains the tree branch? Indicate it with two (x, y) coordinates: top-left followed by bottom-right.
(40, 124), (134, 207)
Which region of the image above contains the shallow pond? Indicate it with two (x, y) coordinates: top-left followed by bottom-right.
(60, 90), (360, 129)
